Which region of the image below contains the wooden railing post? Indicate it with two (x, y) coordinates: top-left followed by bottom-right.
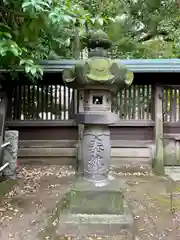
(6, 90), (13, 121)
(153, 84), (164, 175)
(76, 90), (84, 174)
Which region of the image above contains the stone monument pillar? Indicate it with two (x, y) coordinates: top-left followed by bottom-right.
(3, 130), (19, 179)
(55, 30), (135, 239)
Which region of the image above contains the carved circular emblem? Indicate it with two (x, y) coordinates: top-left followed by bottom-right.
(91, 59), (108, 72)
(85, 58), (114, 81)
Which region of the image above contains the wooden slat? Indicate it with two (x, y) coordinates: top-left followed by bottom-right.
(22, 86), (26, 120)
(165, 88), (168, 122)
(120, 89), (123, 119)
(68, 87), (71, 119)
(138, 85), (141, 119)
(41, 84), (44, 119)
(45, 85), (49, 120)
(178, 89), (180, 122)
(170, 88), (173, 122)
(150, 85), (153, 120)
(63, 85), (66, 119)
(50, 85), (53, 120)
(32, 85), (35, 119)
(174, 88), (177, 122)
(72, 89), (76, 115)
(13, 87), (16, 120)
(124, 89), (127, 119)
(27, 85), (30, 119)
(142, 85), (145, 119)
(36, 85), (40, 119)
(132, 85), (136, 119)
(17, 86), (21, 119)
(59, 85), (62, 119)
(55, 85), (57, 119)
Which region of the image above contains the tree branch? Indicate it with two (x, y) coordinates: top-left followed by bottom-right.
(138, 31), (169, 42)
(0, 6), (25, 17)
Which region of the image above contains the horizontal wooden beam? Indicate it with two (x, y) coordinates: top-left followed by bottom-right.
(6, 120), (76, 127)
(18, 147), (151, 158)
(2, 59), (180, 73)
(6, 120), (155, 127)
(18, 139), (154, 148)
(164, 122), (180, 127)
(111, 120), (154, 127)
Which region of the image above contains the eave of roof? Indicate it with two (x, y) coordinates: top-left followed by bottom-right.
(38, 59), (180, 73)
(1, 59), (180, 73)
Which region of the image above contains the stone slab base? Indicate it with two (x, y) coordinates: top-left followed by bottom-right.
(57, 207), (135, 238)
(67, 178), (126, 215)
(51, 178), (135, 239)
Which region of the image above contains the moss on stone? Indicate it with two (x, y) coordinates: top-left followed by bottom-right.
(152, 137), (164, 175)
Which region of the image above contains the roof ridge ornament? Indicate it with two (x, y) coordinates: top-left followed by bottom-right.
(88, 30), (112, 50)
(62, 30), (134, 90)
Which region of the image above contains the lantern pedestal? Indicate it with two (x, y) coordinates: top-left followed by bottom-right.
(54, 178), (135, 239)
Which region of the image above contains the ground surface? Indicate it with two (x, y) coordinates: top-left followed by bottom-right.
(0, 165), (180, 239)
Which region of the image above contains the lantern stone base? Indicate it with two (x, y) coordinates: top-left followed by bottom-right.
(53, 179), (135, 239)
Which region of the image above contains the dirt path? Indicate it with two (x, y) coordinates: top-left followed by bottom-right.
(0, 166), (75, 240)
(125, 176), (180, 239)
(0, 166), (180, 239)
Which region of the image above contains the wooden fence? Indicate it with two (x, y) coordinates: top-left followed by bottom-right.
(163, 86), (180, 122)
(10, 85), (76, 120)
(8, 84), (153, 121)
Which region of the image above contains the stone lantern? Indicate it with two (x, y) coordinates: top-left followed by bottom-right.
(59, 30), (135, 238)
(63, 30), (133, 185)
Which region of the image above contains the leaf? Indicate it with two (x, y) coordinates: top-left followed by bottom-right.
(0, 23), (11, 32)
(97, 18), (104, 26)
(25, 65), (31, 73)
(22, 0), (50, 13)
(20, 59), (34, 66)
(30, 66), (37, 75)
(90, 18), (96, 24)
(0, 31), (12, 39)
(10, 45), (20, 57)
(3, 32), (12, 39)
(63, 15), (73, 22)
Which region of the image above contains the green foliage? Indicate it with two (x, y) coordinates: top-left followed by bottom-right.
(105, 0), (180, 59)
(0, 0), (113, 79)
